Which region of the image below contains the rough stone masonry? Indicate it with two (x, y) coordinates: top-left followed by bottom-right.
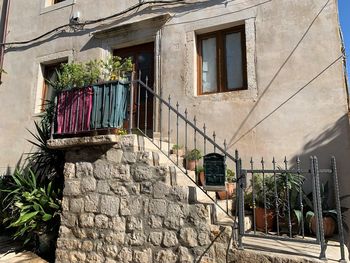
(55, 136), (232, 263)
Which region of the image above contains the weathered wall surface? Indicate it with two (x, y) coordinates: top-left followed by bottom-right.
(1, 0), (349, 250)
(55, 137), (231, 263)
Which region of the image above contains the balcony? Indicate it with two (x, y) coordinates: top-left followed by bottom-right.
(52, 80), (129, 138)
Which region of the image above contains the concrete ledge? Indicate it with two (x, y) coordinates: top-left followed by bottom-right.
(47, 134), (137, 150)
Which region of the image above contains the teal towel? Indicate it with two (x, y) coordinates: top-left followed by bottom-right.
(91, 82), (129, 129)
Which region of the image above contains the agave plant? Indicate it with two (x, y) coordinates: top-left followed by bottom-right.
(1, 169), (61, 245)
(26, 121), (64, 184)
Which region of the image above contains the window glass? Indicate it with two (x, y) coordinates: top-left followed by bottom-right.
(41, 62), (64, 112)
(201, 37), (217, 93)
(226, 32), (243, 90)
(197, 25), (246, 95)
(54, 0), (66, 4)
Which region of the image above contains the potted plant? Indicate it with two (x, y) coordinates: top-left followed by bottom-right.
(217, 169), (236, 200)
(195, 165), (205, 186)
(184, 149), (202, 171)
(171, 144), (184, 157)
(304, 181), (337, 238)
(276, 171), (304, 235)
(251, 174), (276, 232)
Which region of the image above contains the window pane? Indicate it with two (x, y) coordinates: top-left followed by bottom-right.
(226, 32), (243, 90)
(202, 37), (217, 93)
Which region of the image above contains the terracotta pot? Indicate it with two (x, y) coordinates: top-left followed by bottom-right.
(279, 215), (300, 235)
(171, 148), (184, 157)
(217, 183), (236, 200)
(255, 207), (275, 232)
(310, 216), (336, 238)
(198, 171), (205, 186)
(185, 159), (197, 171)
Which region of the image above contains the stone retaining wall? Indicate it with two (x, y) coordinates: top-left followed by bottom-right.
(55, 137), (231, 263)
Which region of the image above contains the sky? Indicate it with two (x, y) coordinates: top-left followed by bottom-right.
(338, 0), (349, 80)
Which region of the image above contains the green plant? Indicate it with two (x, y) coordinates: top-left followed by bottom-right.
(185, 149), (202, 161)
(48, 57), (133, 90)
(250, 174), (276, 208)
(195, 165), (204, 174)
(226, 169), (235, 183)
(26, 121), (65, 184)
(116, 128), (128, 135)
(1, 169), (61, 245)
(275, 171), (305, 234)
(304, 181), (337, 232)
(172, 144), (182, 150)
(101, 56), (133, 81)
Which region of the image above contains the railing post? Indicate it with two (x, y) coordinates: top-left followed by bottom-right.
(314, 156), (326, 260)
(129, 71), (135, 134)
(331, 156), (346, 262)
(236, 150), (244, 250)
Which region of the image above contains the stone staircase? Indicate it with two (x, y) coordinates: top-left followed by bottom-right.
(49, 134), (348, 263)
(135, 135), (251, 229)
(134, 135), (349, 263)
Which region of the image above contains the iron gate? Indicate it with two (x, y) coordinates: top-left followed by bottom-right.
(235, 153), (346, 261)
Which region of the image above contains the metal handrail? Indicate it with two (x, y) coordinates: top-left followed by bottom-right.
(130, 75), (238, 223)
(131, 78), (237, 163)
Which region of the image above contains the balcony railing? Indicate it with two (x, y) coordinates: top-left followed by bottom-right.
(52, 81), (129, 137)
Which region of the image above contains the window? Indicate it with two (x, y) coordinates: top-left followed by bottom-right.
(197, 25), (247, 95)
(43, 0), (73, 10)
(39, 62), (65, 112)
(51, 0), (66, 4)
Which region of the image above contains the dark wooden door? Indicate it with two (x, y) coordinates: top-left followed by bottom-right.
(114, 42), (154, 134)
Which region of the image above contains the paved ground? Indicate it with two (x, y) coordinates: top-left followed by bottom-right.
(0, 236), (47, 263)
(241, 235), (349, 262)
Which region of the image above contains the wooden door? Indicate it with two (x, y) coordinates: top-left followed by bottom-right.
(114, 42), (154, 134)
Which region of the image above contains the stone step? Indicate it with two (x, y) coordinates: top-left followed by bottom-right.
(136, 136), (174, 154)
(140, 136), (248, 232)
(232, 236), (348, 263)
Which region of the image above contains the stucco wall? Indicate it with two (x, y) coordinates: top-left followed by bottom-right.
(0, 0), (349, 248)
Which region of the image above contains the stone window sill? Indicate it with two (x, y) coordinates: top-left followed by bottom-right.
(40, 0), (76, 15)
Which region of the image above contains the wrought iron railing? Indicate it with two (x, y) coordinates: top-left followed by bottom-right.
(235, 153), (346, 261)
(130, 72), (238, 222)
(51, 72), (347, 262)
(129, 73), (346, 261)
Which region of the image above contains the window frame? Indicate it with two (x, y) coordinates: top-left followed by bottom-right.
(53, 0), (66, 4)
(197, 25), (247, 95)
(39, 61), (66, 113)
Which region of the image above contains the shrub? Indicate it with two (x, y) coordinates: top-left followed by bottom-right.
(1, 169), (61, 245)
(185, 149), (202, 161)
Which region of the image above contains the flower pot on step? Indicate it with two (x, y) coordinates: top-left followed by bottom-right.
(310, 215), (336, 238)
(185, 159), (197, 171)
(171, 148), (184, 157)
(217, 182), (236, 200)
(198, 171), (205, 186)
(255, 207), (275, 232)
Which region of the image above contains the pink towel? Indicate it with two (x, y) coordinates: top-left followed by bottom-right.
(56, 87), (93, 134)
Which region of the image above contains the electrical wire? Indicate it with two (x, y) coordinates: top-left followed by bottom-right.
(0, 0), (184, 46)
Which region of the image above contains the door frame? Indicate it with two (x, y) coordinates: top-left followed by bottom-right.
(113, 42), (156, 134)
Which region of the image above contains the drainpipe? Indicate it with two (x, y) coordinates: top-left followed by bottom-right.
(0, 0), (11, 84)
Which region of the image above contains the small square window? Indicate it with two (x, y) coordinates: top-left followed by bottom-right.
(197, 25), (247, 95)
